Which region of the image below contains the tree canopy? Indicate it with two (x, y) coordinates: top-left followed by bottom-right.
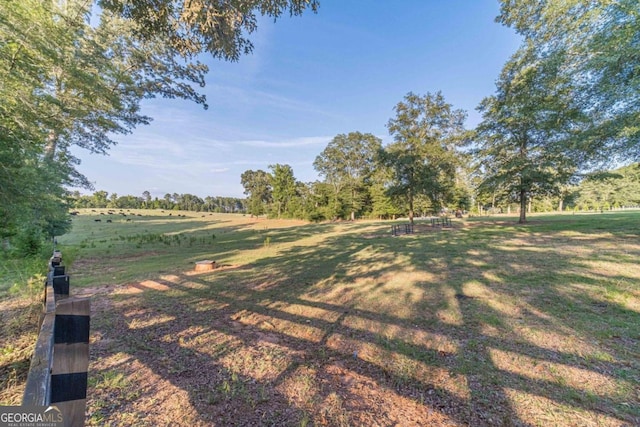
(475, 45), (588, 223)
(381, 92), (467, 223)
(572, 163), (640, 210)
(270, 164), (298, 218)
(241, 169), (273, 216)
(99, 0), (319, 60)
(313, 132), (382, 220)
(0, 0), (318, 252)
(497, 0), (640, 164)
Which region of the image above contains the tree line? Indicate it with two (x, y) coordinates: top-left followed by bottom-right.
(241, 94), (471, 222)
(239, 134), (640, 222)
(571, 164), (640, 211)
(68, 191), (246, 213)
(242, 0), (639, 223)
(68, 160), (640, 223)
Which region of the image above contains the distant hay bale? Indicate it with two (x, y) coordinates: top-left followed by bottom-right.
(194, 260), (216, 272)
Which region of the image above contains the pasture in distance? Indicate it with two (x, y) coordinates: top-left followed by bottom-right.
(3, 209), (639, 426)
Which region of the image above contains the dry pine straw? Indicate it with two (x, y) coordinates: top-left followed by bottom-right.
(0, 298), (41, 405)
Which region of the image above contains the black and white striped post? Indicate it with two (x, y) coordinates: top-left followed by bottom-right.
(23, 251), (90, 427)
(51, 297), (90, 427)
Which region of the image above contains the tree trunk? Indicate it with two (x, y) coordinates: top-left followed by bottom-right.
(519, 188), (527, 223)
(518, 138), (528, 224)
(351, 188), (356, 221)
(408, 189), (414, 225)
(45, 130), (58, 160)
(528, 198), (532, 214)
(558, 199), (564, 212)
(45, 75), (64, 159)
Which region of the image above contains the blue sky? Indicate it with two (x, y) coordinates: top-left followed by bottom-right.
(74, 0), (521, 199)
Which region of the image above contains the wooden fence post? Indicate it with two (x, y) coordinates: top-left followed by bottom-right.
(52, 275), (70, 296)
(51, 297), (90, 427)
(23, 251), (90, 427)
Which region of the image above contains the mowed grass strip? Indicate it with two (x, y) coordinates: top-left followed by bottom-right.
(6, 209), (639, 426)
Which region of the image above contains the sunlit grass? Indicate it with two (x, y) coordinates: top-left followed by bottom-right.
(6, 208), (639, 425)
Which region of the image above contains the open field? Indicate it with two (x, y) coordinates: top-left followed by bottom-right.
(2, 209), (639, 426)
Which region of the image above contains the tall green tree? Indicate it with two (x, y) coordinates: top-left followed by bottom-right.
(313, 132), (382, 220)
(0, 0), (203, 242)
(292, 181), (321, 221)
(368, 164), (402, 220)
(269, 164), (298, 218)
(142, 191), (152, 207)
(0, 0), (73, 241)
(381, 92), (467, 224)
(91, 191), (109, 208)
(497, 0), (640, 163)
(303, 181), (334, 222)
(475, 46), (587, 223)
(241, 170), (272, 216)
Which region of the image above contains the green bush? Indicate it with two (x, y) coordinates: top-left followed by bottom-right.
(13, 225), (46, 257)
(307, 212), (325, 223)
(1, 256), (47, 297)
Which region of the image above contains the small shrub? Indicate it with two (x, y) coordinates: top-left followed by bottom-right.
(13, 225), (45, 257)
(307, 212), (325, 223)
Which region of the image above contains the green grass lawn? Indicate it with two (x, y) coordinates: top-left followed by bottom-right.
(3, 209), (639, 426)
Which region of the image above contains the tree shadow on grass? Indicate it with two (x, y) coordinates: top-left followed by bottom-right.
(85, 218), (639, 426)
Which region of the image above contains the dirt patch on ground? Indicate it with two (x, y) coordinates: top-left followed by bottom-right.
(184, 263), (242, 276)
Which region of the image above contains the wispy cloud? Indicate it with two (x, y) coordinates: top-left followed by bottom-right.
(107, 133), (328, 171)
(238, 136), (331, 148)
(205, 84), (340, 119)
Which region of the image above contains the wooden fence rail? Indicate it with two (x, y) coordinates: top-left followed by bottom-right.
(22, 251), (90, 427)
